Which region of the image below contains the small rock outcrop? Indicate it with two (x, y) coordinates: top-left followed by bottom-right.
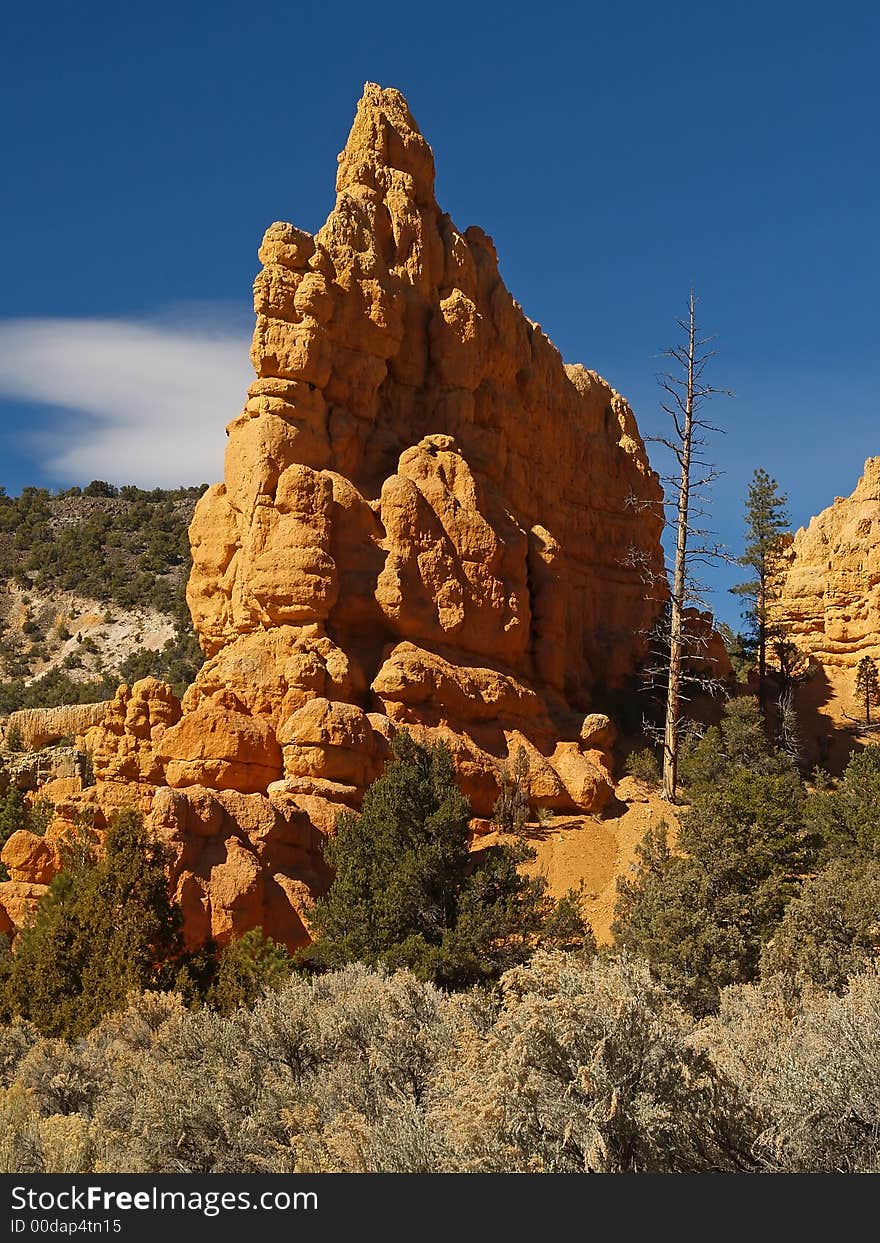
(1, 701), (110, 752)
(0, 746), (86, 793)
(149, 785), (328, 949)
(85, 679), (181, 786)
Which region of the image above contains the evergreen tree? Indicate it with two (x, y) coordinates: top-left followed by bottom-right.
(854, 655), (880, 726)
(305, 731), (590, 987)
(677, 695), (790, 794)
(206, 929), (295, 1013)
(761, 857), (880, 991)
(0, 810), (184, 1037)
(613, 700), (814, 1013)
(808, 744), (880, 863)
(731, 468), (790, 714)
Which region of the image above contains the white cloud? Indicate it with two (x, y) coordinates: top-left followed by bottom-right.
(0, 315), (253, 487)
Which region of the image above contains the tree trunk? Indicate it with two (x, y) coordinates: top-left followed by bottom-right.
(757, 572), (766, 717)
(662, 294), (696, 803)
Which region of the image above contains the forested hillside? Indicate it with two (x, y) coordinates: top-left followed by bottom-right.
(0, 481), (205, 713)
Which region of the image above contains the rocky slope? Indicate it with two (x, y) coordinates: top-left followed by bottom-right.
(0, 486), (203, 713)
(0, 83), (666, 949)
(481, 776), (680, 945)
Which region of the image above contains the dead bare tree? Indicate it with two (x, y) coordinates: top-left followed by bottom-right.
(640, 292), (731, 802)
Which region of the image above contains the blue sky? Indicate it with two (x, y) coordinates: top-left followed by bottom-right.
(1, 0), (877, 626)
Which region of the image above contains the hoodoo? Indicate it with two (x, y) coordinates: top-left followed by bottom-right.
(0, 84), (665, 948)
(773, 458), (880, 670)
(771, 457), (880, 735)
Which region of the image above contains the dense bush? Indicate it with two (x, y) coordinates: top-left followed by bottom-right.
(305, 731), (592, 986)
(807, 745), (880, 862)
(0, 811), (185, 1037)
(761, 858), (880, 990)
(203, 929), (296, 1014)
(2, 952), (879, 1174)
(0, 955), (756, 1174)
(624, 747), (661, 784)
(699, 966), (880, 1171)
(613, 763), (813, 1013)
(429, 951), (757, 1172)
(677, 695), (792, 793)
(491, 745), (531, 833)
(613, 697), (880, 1022)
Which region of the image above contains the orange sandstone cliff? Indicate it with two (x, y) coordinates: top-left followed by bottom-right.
(774, 458), (880, 671)
(771, 457), (880, 748)
(0, 84), (665, 948)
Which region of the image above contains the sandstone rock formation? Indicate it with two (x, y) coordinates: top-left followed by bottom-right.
(0, 686), (330, 951)
(773, 458), (880, 671)
(149, 785), (329, 949)
(682, 608), (735, 682)
(175, 81), (664, 826)
(85, 679), (181, 786)
(0, 746), (86, 794)
(1, 701), (110, 752)
(769, 457), (880, 754)
(0, 83), (668, 949)
(0, 883), (48, 937)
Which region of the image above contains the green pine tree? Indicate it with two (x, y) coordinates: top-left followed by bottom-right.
(205, 929), (295, 1013)
(761, 856), (880, 991)
(731, 468), (790, 715)
(808, 744), (880, 863)
(855, 655), (880, 726)
(0, 810), (184, 1037)
(304, 730), (591, 987)
(613, 700), (815, 1014)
